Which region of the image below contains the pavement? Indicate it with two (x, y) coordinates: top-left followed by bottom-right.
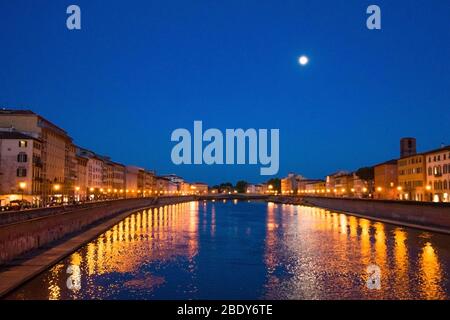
(0, 206), (151, 299)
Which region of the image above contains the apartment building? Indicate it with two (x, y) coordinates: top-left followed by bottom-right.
(0, 109), (74, 204)
(425, 146), (450, 202)
(374, 159), (398, 200)
(304, 180), (326, 195)
(103, 160), (126, 196)
(191, 182), (208, 194)
(77, 148), (105, 193)
(0, 131), (43, 206)
(281, 173), (304, 194)
(397, 154), (426, 201)
(143, 170), (156, 195)
(75, 154), (88, 201)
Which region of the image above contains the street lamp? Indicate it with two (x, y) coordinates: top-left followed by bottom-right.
(53, 184), (61, 205)
(75, 186), (80, 203)
(19, 182), (27, 202)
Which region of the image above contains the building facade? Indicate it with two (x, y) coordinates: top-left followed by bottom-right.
(75, 154), (88, 201)
(281, 173), (304, 195)
(425, 146), (450, 202)
(397, 154), (426, 201)
(0, 110), (74, 204)
(0, 131), (43, 206)
(374, 160), (398, 200)
(103, 160), (126, 197)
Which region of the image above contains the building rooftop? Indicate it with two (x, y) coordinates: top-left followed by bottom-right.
(0, 108), (71, 139)
(0, 109), (36, 115)
(423, 145), (450, 155)
(0, 131), (41, 141)
(396, 145), (450, 159)
(373, 159), (397, 167)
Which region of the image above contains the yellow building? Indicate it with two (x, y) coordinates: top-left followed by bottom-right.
(333, 173), (354, 197)
(192, 182), (208, 194)
(305, 180), (326, 195)
(281, 173), (304, 195)
(397, 154), (426, 201)
(374, 160), (399, 200)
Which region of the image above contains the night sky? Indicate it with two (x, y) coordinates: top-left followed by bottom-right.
(1, 0), (449, 185)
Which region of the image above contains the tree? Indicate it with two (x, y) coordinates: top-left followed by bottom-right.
(235, 181), (248, 193)
(214, 182), (233, 193)
(356, 167), (374, 181)
(266, 178), (281, 193)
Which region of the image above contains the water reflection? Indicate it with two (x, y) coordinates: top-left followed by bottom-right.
(6, 201), (450, 300)
(263, 204), (449, 300)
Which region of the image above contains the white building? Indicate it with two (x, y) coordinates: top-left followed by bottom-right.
(425, 146), (450, 202)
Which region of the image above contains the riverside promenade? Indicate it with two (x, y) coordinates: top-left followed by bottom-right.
(1, 193), (449, 298)
(269, 195), (450, 235)
(0, 196), (195, 297)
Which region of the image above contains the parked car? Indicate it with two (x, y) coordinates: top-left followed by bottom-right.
(9, 200), (32, 210)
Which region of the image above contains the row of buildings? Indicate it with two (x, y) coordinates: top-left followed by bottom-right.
(374, 138), (449, 202)
(280, 172), (371, 198)
(0, 109), (208, 207)
(279, 138), (450, 203)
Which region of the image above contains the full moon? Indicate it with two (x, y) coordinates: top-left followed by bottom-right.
(298, 55), (309, 66)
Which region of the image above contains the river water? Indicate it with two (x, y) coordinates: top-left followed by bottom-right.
(6, 200), (450, 300)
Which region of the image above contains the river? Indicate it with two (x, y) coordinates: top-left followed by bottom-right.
(6, 200), (450, 300)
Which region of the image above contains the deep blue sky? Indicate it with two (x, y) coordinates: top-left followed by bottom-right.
(1, 1), (449, 185)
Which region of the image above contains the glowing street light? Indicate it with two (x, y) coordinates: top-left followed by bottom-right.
(19, 182), (27, 202)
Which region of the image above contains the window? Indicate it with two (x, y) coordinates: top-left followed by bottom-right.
(18, 140), (27, 148)
(17, 167), (27, 177)
(428, 167), (432, 176)
(17, 153), (28, 163)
